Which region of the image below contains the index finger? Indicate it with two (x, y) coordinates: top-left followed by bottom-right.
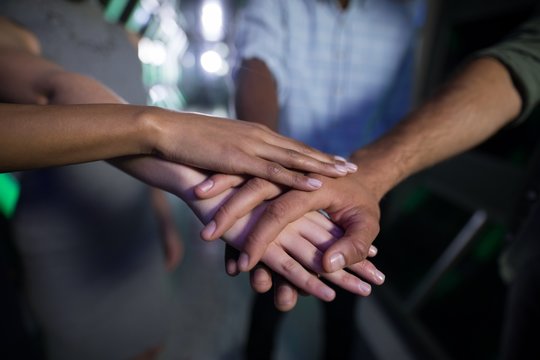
(234, 140), (356, 191)
(236, 154), (326, 192)
(201, 177), (281, 241)
(237, 190), (318, 272)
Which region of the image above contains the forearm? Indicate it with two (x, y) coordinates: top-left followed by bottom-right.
(349, 57), (522, 200)
(119, 157), (254, 242)
(234, 58), (279, 130)
(0, 48), (125, 106)
(0, 103), (157, 172)
(1, 46), (348, 184)
(0, 47), (146, 171)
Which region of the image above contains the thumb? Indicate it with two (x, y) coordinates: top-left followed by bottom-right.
(322, 209), (380, 272)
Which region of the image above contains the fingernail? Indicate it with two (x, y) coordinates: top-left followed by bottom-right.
(368, 245), (378, 257)
(335, 164), (348, 174)
(359, 282), (372, 295)
(238, 253), (250, 271)
(307, 178), (323, 189)
(328, 252), (346, 271)
(322, 287), (336, 301)
(374, 270), (385, 284)
(226, 259), (237, 276)
(277, 286), (295, 306)
(198, 179), (214, 192)
(201, 220), (216, 239)
(346, 162), (358, 172)
(334, 155), (347, 162)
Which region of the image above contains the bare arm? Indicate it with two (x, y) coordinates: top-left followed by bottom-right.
(349, 57), (522, 202)
(235, 58), (280, 131)
(118, 157), (384, 309)
(200, 56), (524, 274)
(0, 49), (348, 186)
(253, 56), (523, 272)
(0, 22), (382, 303)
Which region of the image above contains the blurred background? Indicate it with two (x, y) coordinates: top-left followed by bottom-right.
(2, 0), (540, 359)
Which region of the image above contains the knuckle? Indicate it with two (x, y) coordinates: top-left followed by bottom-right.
(356, 260), (371, 272)
(337, 272), (356, 288)
(266, 162), (283, 178)
(291, 172), (306, 187)
(255, 123), (270, 132)
(348, 259), (372, 277)
(351, 240), (370, 262)
(215, 203), (237, 223)
(247, 122), (268, 135)
(365, 216), (381, 237)
(286, 148), (301, 160)
(304, 274), (322, 292)
(265, 200), (290, 225)
(245, 177), (270, 194)
(245, 231), (269, 251)
(298, 142), (317, 156)
(280, 257), (300, 276)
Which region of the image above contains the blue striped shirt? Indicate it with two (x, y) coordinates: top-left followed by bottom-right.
(235, 0), (425, 156)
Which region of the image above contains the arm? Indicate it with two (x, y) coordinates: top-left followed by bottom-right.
(0, 15), (40, 55)
(349, 57), (522, 202)
(198, 51), (528, 274)
(0, 50), (348, 187)
(0, 21), (384, 307)
(235, 58), (280, 131)
(232, 57), (310, 301)
(118, 157), (384, 310)
(231, 16), (354, 298)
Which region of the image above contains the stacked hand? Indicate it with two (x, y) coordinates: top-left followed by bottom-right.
(191, 165), (385, 309)
(118, 157), (384, 310)
(0, 36), (382, 311)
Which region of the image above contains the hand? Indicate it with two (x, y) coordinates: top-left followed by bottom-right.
(118, 157), (382, 305)
(221, 209), (384, 310)
(224, 240), (382, 311)
(149, 108), (357, 191)
(196, 172), (381, 274)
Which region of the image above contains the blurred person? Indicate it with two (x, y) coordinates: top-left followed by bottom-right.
(222, 0), (425, 358)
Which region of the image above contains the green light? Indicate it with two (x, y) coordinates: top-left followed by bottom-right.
(0, 173), (20, 219)
(103, 0), (130, 23)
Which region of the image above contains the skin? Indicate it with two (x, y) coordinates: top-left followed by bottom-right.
(0, 16), (380, 309)
(212, 54), (359, 304)
(0, 22), (351, 188)
(119, 157), (384, 309)
(0, 18), (179, 360)
(197, 56), (523, 303)
(0, 102), (349, 189)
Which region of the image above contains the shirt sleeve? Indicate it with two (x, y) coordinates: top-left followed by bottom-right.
(233, 0), (289, 104)
(473, 16), (540, 124)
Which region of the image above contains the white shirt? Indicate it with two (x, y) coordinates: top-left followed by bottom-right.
(235, 0), (425, 156)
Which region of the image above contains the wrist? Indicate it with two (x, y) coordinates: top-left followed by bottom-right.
(131, 105), (165, 156)
(348, 145), (407, 202)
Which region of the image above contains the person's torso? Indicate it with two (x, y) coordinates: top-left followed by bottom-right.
(278, 0), (424, 156)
